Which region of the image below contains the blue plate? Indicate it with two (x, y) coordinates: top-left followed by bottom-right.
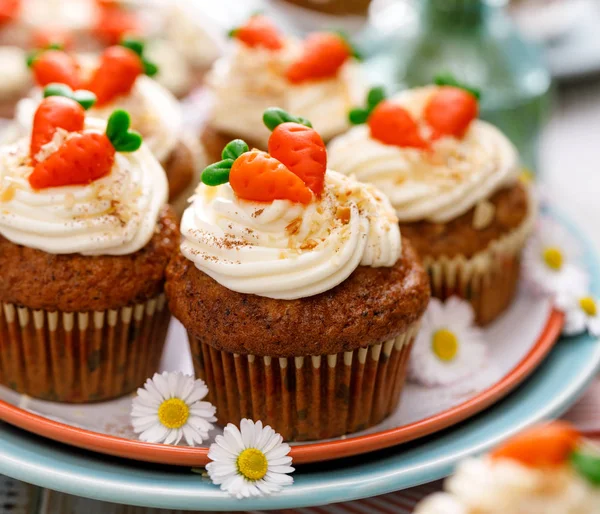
(0, 212), (598, 511)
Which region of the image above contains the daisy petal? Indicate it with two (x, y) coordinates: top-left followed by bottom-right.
(140, 423), (169, 444)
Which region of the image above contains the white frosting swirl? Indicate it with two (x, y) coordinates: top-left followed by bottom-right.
(20, 0), (97, 31)
(0, 47), (31, 98)
(16, 73), (183, 164)
(180, 170), (401, 299)
(207, 41), (365, 146)
(0, 119), (168, 256)
(146, 39), (194, 98)
(414, 457), (600, 514)
(162, 0), (224, 69)
(328, 86), (520, 223)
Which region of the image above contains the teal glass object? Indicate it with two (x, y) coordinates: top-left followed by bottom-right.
(393, 0), (552, 169)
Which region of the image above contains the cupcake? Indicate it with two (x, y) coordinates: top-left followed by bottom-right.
(0, 86), (177, 402)
(166, 108), (430, 441)
(414, 422), (600, 514)
(146, 0), (224, 99)
(328, 84), (536, 325)
(13, 40), (205, 215)
(0, 0), (102, 49)
(202, 14), (365, 162)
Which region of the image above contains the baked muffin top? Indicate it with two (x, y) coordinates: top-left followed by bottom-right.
(401, 181), (531, 259)
(0, 205), (178, 312)
(167, 239), (429, 356)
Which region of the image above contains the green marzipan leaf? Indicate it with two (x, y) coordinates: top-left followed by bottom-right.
(106, 110), (132, 142)
(143, 59), (159, 77)
(348, 108), (369, 125)
(334, 30), (362, 60)
(296, 116), (313, 128)
(121, 38), (144, 57)
(73, 90), (97, 110)
(263, 107), (293, 131)
(263, 107), (313, 131)
(571, 450), (600, 486)
(434, 72), (481, 100)
(43, 83), (73, 99)
(367, 86), (386, 109)
(202, 159), (234, 186)
(222, 139), (249, 161)
(113, 131), (142, 153)
(26, 50), (39, 68)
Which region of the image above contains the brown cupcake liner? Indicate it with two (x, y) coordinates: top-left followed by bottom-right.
(0, 294), (170, 403)
(423, 192), (537, 325)
(280, 0), (372, 16)
(189, 321), (420, 442)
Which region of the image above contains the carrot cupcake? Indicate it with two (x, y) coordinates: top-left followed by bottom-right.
(12, 40), (204, 215)
(0, 0), (101, 49)
(146, 0), (224, 98)
(0, 86), (176, 403)
(328, 84), (536, 325)
(202, 14), (365, 162)
(166, 108), (430, 441)
(415, 422), (600, 514)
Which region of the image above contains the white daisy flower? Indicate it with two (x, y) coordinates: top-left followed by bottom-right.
(409, 297), (487, 386)
(522, 217), (589, 297)
(557, 292), (600, 337)
(206, 419), (294, 499)
(131, 371), (217, 446)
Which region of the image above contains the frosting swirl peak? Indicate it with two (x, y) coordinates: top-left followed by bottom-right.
(0, 120), (168, 256)
(180, 170), (401, 299)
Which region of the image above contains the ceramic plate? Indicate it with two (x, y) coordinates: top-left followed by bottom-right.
(0, 318), (597, 511)
(0, 293), (561, 467)
(0, 212), (597, 510)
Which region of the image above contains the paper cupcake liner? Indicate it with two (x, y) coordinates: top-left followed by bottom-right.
(189, 322), (420, 442)
(423, 193), (537, 325)
(280, 0), (372, 16)
(0, 295), (170, 403)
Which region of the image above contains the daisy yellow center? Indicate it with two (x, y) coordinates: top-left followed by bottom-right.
(542, 247), (563, 271)
(519, 169), (534, 184)
(431, 329), (459, 362)
(157, 398), (189, 429)
(579, 297), (597, 316)
(237, 448), (268, 481)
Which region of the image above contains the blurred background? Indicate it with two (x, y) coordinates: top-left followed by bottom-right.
(1, 0), (599, 511)
(238, 0), (600, 273)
